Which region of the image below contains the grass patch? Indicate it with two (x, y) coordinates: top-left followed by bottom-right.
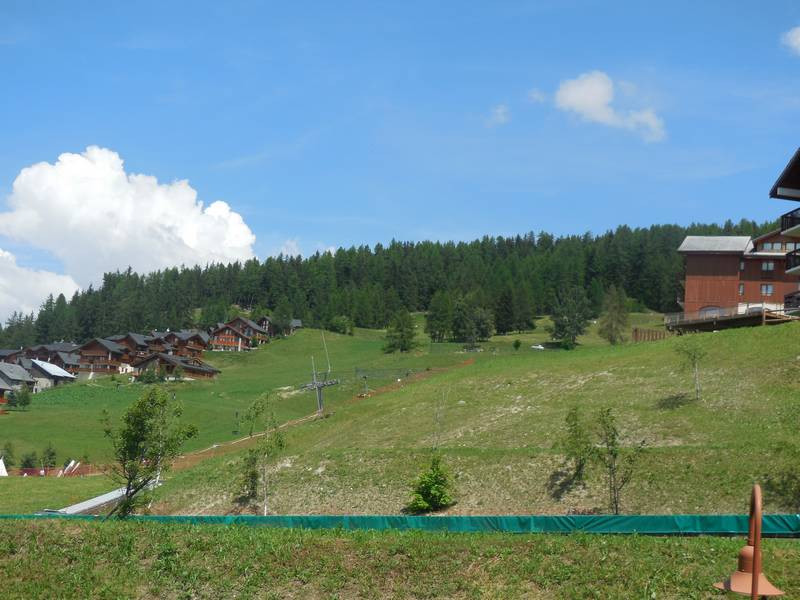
(0, 520), (798, 598)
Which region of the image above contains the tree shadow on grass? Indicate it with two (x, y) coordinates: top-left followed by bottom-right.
(655, 393), (694, 410)
(547, 467), (583, 501)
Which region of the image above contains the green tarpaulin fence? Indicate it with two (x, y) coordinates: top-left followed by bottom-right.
(2, 513), (800, 536)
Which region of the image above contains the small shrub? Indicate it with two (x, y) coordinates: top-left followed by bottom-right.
(42, 442), (57, 470)
(405, 455), (455, 514)
(328, 315), (354, 335)
(20, 452), (38, 470)
(513, 339), (522, 351)
(15, 388), (31, 410)
(1, 441), (15, 467)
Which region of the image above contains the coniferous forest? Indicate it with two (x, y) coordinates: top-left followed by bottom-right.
(0, 218), (776, 348)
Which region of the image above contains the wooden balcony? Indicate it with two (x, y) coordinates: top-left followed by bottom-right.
(781, 208), (800, 237)
(788, 249), (800, 274)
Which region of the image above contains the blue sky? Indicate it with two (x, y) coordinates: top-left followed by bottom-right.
(1, 1), (800, 314)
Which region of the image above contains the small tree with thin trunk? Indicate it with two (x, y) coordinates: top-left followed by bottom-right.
(244, 396), (266, 437)
(15, 388), (31, 411)
(238, 413), (285, 515)
(594, 408), (645, 515)
(560, 406), (593, 485)
(103, 386), (197, 518)
(597, 285), (629, 345)
(675, 336), (707, 402)
(42, 442), (57, 471)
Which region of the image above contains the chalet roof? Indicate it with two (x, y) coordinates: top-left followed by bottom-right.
(57, 352), (80, 367)
(108, 333), (151, 348)
(677, 236), (753, 254)
(81, 338), (127, 355)
(770, 148), (800, 200)
(0, 349), (21, 359)
(173, 330), (211, 344)
(290, 318), (303, 328)
(212, 324), (252, 339)
(228, 316), (267, 334)
(0, 362), (34, 383)
(31, 359), (75, 380)
(42, 342), (80, 353)
(133, 353), (220, 375)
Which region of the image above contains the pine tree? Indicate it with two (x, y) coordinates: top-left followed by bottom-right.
(384, 309), (417, 353)
(494, 287), (514, 335)
(425, 290), (453, 342)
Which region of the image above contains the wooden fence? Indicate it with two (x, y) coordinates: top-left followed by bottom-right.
(631, 327), (669, 343)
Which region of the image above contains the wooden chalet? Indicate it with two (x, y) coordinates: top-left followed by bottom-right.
(132, 353), (219, 379)
(25, 342), (79, 362)
(78, 338), (131, 374)
(210, 323), (252, 351)
(51, 351), (80, 375)
(161, 330), (210, 358)
(107, 333), (152, 360)
(226, 316), (270, 345)
(256, 315), (276, 337)
(0, 349), (23, 364)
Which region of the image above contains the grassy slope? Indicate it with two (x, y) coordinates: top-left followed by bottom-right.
(0, 327), (466, 464)
(2, 520), (799, 599)
(153, 317), (800, 516)
(0, 476), (114, 513)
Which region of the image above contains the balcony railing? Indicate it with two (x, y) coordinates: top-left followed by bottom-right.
(782, 208), (800, 233)
(787, 249), (800, 272)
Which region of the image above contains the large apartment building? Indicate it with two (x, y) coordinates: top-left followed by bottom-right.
(676, 148), (800, 317)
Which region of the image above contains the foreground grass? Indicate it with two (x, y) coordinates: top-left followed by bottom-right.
(1, 520), (797, 599)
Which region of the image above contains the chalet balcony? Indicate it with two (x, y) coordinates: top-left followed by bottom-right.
(781, 208), (800, 237)
(787, 249), (800, 274)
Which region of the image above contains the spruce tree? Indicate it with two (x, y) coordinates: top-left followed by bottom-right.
(494, 288), (514, 335)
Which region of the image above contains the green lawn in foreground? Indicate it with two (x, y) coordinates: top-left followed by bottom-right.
(0, 520), (797, 599)
(153, 320), (800, 516)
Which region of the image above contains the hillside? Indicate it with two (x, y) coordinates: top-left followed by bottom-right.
(150, 318), (800, 516)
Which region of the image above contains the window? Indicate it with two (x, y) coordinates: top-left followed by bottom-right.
(740, 260), (745, 271)
(788, 242), (797, 252)
(761, 284), (774, 296)
(738, 283), (744, 296)
(762, 261), (775, 271)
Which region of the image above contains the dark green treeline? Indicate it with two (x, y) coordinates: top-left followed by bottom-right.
(0, 218), (775, 347)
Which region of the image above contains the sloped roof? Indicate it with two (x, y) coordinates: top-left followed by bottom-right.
(57, 351), (80, 367)
(108, 333), (151, 347)
(290, 318), (303, 328)
(81, 338), (127, 355)
(770, 148), (800, 200)
(0, 349), (21, 359)
(0, 362), (34, 383)
(43, 342), (79, 353)
(228, 316), (267, 334)
(133, 353), (220, 375)
(31, 359), (75, 379)
(212, 324), (252, 339)
(677, 236), (753, 254)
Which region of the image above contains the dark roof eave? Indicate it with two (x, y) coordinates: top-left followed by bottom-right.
(770, 148), (800, 200)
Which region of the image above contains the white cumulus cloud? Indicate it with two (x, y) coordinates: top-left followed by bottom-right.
(554, 70), (665, 142)
(0, 146), (256, 286)
(0, 249), (79, 320)
(782, 26), (800, 55)
(487, 104), (511, 126)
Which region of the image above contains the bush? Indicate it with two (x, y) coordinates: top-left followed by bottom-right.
(405, 455), (455, 514)
(138, 368), (164, 384)
(20, 452), (38, 470)
(513, 339), (522, 351)
(328, 315), (354, 335)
